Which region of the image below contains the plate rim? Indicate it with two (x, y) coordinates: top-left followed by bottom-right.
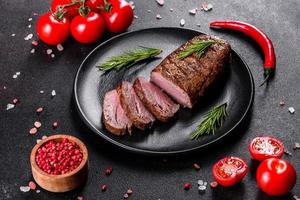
(73, 27), (255, 155)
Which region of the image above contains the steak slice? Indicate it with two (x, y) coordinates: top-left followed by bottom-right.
(117, 81), (155, 130)
(133, 77), (180, 122)
(151, 35), (231, 108)
(102, 89), (132, 135)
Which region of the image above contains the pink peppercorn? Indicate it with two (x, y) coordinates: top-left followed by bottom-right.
(52, 121), (59, 129)
(28, 181), (36, 190)
(210, 181), (218, 188)
(29, 127), (38, 135)
(105, 166), (113, 176)
(184, 183), (191, 190)
(35, 138), (83, 175)
(193, 163), (200, 170)
(36, 107), (44, 113)
(12, 98), (19, 104)
(101, 184), (107, 192)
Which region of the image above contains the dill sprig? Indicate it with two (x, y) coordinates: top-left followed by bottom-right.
(191, 102), (228, 140)
(98, 47), (162, 71)
(177, 40), (216, 59)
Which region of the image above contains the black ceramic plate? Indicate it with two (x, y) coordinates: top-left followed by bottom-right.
(74, 27), (254, 155)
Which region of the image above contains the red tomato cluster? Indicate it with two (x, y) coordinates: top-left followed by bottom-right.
(212, 136), (297, 197)
(37, 0), (133, 45)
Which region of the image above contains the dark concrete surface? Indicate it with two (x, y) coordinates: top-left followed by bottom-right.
(0, 0), (299, 199)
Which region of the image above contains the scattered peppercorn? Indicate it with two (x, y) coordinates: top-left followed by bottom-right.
(127, 188), (133, 195)
(29, 127), (38, 135)
(28, 181), (36, 190)
(52, 121), (59, 129)
(101, 184), (107, 192)
(105, 166), (113, 176)
(124, 193), (129, 199)
(34, 121), (42, 128)
(12, 98), (19, 104)
(193, 163), (200, 170)
(210, 181), (218, 188)
(36, 107), (44, 113)
(184, 183), (191, 190)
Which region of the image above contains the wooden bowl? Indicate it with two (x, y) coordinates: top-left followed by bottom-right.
(30, 134), (88, 193)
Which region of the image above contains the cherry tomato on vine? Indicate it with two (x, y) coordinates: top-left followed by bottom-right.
(51, 0), (81, 19)
(212, 156), (248, 187)
(100, 0), (133, 33)
(86, 0), (104, 12)
(36, 12), (70, 45)
(256, 158), (296, 196)
(70, 12), (105, 44)
(249, 136), (284, 161)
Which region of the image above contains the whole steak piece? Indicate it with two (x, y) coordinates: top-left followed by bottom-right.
(117, 81), (155, 130)
(133, 77), (179, 122)
(151, 35), (231, 108)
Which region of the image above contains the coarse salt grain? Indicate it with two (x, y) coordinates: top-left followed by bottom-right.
(16, 72), (21, 76)
(189, 8), (197, 15)
(134, 15), (138, 19)
(124, 193), (129, 199)
(51, 90), (56, 97)
(51, 53), (55, 58)
(156, 0), (164, 6)
(293, 195), (300, 200)
(46, 49), (53, 55)
(6, 103), (15, 110)
(198, 180), (204, 185)
(284, 149), (292, 156)
(129, 1), (135, 10)
(30, 49), (35, 54)
(288, 107), (295, 114)
(40, 90), (44, 94)
(56, 44), (64, 51)
(12, 98), (19, 104)
(11, 33), (16, 37)
(13, 74), (18, 79)
(201, 2), (213, 11)
(20, 186), (30, 192)
(294, 142), (300, 150)
(36, 189), (40, 193)
(28, 24), (32, 28)
(197, 24), (201, 27)
(156, 14), (162, 19)
(52, 121), (59, 129)
(24, 33), (33, 40)
(33, 13), (39, 16)
(28, 18), (33, 21)
(170, 8), (173, 12)
(147, 9), (151, 13)
(198, 185), (206, 191)
(180, 19), (185, 26)
(42, 135), (48, 140)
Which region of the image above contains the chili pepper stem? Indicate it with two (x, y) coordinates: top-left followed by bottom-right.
(259, 68), (274, 87)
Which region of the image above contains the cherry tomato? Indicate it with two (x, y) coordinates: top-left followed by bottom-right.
(36, 12), (70, 45)
(249, 136), (284, 161)
(212, 156), (248, 187)
(86, 0), (104, 12)
(101, 0), (133, 33)
(70, 12), (105, 44)
(256, 158), (296, 196)
(51, 0), (81, 19)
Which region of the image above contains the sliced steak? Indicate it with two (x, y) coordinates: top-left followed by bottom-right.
(133, 77), (180, 122)
(151, 35), (231, 108)
(102, 89), (133, 135)
(117, 81), (155, 130)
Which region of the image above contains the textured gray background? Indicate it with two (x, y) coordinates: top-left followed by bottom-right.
(0, 0), (299, 199)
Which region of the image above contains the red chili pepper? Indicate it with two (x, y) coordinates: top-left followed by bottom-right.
(209, 20), (276, 86)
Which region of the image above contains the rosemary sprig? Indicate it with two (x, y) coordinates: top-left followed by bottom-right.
(98, 47), (162, 71)
(177, 40), (216, 59)
(191, 102), (228, 140)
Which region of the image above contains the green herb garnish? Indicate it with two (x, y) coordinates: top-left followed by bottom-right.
(191, 102), (228, 140)
(177, 40), (216, 59)
(98, 47), (162, 71)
